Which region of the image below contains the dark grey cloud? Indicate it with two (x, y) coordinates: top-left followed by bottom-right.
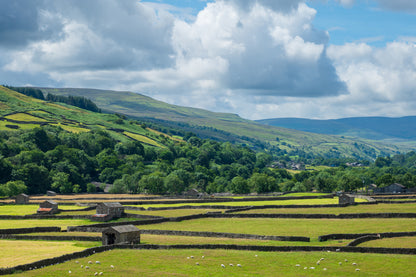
(0, 0), (63, 48)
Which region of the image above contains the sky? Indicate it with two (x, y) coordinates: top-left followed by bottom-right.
(1, 0), (416, 120)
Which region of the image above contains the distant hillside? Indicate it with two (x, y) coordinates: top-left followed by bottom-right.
(256, 117), (416, 141)
(36, 87), (409, 160)
(0, 86), (171, 148)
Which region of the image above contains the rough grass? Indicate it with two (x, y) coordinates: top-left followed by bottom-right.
(124, 131), (164, 147)
(141, 218), (416, 239)
(0, 205), (39, 216)
(5, 113), (47, 122)
(8, 249), (416, 276)
(0, 240), (99, 267)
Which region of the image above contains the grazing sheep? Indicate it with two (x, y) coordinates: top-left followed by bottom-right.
(190, 256), (194, 259)
(88, 261), (92, 264)
(110, 265), (114, 269)
(304, 267), (308, 270)
(310, 267), (315, 270)
(255, 255), (258, 257)
(323, 268), (327, 271)
(316, 261), (320, 265)
(339, 262), (342, 265)
(295, 264), (300, 267)
(81, 265), (83, 268)
(85, 266), (90, 269)
(202, 256), (205, 259)
(229, 264), (234, 267)
(352, 262), (357, 266)
(94, 272), (98, 276)
(96, 261), (101, 264)
(221, 264), (225, 268)
(356, 268), (360, 271)
(68, 270), (71, 274)
(196, 262), (199, 266)
(237, 264), (242, 267)
(75, 261), (79, 264)
(99, 273), (103, 276)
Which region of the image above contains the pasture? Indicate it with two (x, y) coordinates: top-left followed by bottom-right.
(1, 193), (416, 276)
(7, 249), (416, 277)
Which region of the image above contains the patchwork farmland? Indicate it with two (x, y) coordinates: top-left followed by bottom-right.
(1, 193), (416, 276)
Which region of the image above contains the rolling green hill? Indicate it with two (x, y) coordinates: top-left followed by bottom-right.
(0, 86), (170, 148)
(36, 87), (407, 160)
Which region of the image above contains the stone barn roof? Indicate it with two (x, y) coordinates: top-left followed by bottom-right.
(100, 202), (123, 208)
(106, 225), (140, 234)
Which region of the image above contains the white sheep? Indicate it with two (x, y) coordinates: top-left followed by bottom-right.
(323, 268), (327, 271)
(96, 261), (101, 264)
(237, 264), (242, 267)
(352, 262), (357, 266)
(68, 270), (71, 274)
(196, 262), (199, 266)
(295, 264), (300, 267)
(356, 268), (360, 271)
(94, 272), (98, 276)
(202, 256), (205, 259)
(221, 264), (225, 268)
(99, 273), (103, 276)
(85, 266), (90, 269)
(88, 261), (92, 264)
(229, 264), (233, 267)
(110, 265), (114, 269)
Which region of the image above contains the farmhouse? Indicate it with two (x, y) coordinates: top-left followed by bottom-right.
(338, 193), (355, 205)
(15, 193), (29, 204)
(92, 202), (125, 222)
(37, 200), (58, 214)
(102, 225), (140, 245)
(375, 183), (407, 194)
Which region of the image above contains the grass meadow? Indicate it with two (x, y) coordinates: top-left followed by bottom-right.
(7, 249), (416, 277)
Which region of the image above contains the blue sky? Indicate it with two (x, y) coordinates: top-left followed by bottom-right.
(1, 0), (416, 119)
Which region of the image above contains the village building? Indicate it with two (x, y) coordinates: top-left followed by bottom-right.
(374, 183), (407, 194)
(338, 193), (355, 205)
(92, 202), (125, 222)
(183, 188), (203, 198)
(15, 193), (29, 204)
(37, 200), (59, 214)
(102, 225), (140, 245)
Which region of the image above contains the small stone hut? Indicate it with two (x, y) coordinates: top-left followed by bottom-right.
(338, 193), (355, 205)
(46, 190), (57, 196)
(102, 225), (140, 245)
(37, 200), (58, 214)
(15, 193), (29, 204)
(183, 188), (202, 198)
(92, 202), (124, 222)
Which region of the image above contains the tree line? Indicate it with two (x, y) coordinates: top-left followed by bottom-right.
(0, 126), (415, 197)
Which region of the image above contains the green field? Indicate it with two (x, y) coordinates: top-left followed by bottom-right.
(140, 218), (416, 239)
(7, 249), (416, 277)
(0, 240), (99, 267)
(236, 203), (416, 214)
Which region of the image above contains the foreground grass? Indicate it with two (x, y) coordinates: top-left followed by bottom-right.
(7, 249), (416, 276)
(141, 218), (416, 239)
(0, 240), (99, 267)
(236, 203), (416, 214)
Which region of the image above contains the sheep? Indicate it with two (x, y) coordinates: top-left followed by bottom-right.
(356, 268), (360, 271)
(352, 262), (357, 266)
(310, 267), (315, 270)
(88, 261), (92, 264)
(85, 266), (90, 269)
(295, 264), (300, 267)
(68, 271), (71, 274)
(237, 264), (242, 267)
(229, 264), (234, 267)
(75, 261), (79, 264)
(345, 259), (348, 262)
(221, 264), (225, 268)
(323, 268), (327, 271)
(96, 261), (101, 264)
(81, 265), (83, 268)
(339, 262), (342, 265)
(196, 262), (199, 266)
(94, 272), (98, 276)
(190, 256), (194, 259)
(202, 256), (205, 259)
(99, 273), (103, 276)
(110, 265), (114, 269)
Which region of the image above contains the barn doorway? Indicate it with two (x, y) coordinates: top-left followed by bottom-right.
(106, 233), (116, 245)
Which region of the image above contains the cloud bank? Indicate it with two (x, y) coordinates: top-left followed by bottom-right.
(0, 0), (415, 119)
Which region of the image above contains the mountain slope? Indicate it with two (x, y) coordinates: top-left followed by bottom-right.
(37, 87), (406, 159)
(0, 86), (170, 147)
(256, 117), (416, 141)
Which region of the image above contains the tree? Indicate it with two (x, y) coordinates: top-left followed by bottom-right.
(51, 172), (72, 193)
(0, 180), (27, 197)
(248, 173), (278, 193)
(139, 172), (165, 194)
(230, 176), (250, 194)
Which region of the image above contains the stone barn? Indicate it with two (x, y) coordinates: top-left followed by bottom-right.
(102, 225), (140, 245)
(92, 202), (125, 222)
(37, 200), (58, 214)
(15, 193), (29, 204)
(338, 193), (355, 205)
(46, 190), (56, 196)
